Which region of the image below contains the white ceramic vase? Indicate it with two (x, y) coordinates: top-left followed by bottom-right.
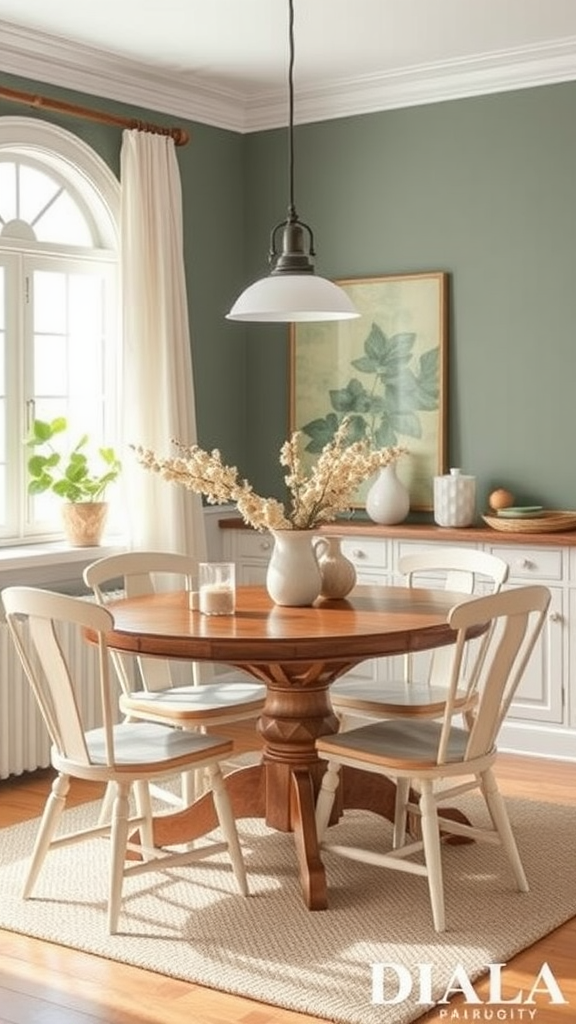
(433, 468), (476, 527)
(365, 464), (410, 525)
(313, 536), (357, 599)
(266, 529), (322, 607)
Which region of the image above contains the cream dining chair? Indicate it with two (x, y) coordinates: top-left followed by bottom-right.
(315, 584), (550, 932)
(83, 551), (266, 806)
(330, 547), (509, 727)
(1, 586), (249, 934)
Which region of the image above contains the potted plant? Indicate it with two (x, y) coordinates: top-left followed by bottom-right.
(25, 416), (122, 547)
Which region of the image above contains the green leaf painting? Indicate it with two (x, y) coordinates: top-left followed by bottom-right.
(290, 273), (447, 511)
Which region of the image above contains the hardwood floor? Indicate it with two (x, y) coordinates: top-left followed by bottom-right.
(1, 724), (575, 1024)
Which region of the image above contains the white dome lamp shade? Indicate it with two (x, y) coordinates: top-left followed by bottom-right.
(226, 270), (360, 324)
(226, 0), (359, 325)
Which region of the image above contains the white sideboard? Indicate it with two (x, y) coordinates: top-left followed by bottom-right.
(221, 520), (576, 762)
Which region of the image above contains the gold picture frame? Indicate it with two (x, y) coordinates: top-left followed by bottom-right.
(289, 271), (449, 511)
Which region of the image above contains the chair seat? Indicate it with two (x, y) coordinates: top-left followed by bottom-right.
(76, 720), (235, 771)
(317, 717), (478, 772)
(330, 678), (476, 719)
(120, 680), (266, 724)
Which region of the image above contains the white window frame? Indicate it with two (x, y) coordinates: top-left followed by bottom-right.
(0, 117), (124, 582)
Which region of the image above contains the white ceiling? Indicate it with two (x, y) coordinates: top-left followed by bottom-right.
(1, 0), (576, 131)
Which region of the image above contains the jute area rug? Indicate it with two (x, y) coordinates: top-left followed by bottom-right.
(0, 788), (574, 1024)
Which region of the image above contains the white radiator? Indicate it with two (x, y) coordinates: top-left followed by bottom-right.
(0, 593), (122, 780)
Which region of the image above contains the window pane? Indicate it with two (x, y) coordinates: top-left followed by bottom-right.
(0, 266), (8, 532)
(30, 262), (114, 527)
(20, 164), (60, 225)
(0, 160), (95, 246)
(69, 275), (105, 396)
(34, 335), (67, 397)
(0, 265), (4, 395)
(34, 270), (67, 334)
(33, 269), (107, 402)
(0, 162), (16, 224)
(29, 489), (59, 525)
(0, 464), (5, 527)
(0, 393), (5, 527)
(35, 191), (94, 246)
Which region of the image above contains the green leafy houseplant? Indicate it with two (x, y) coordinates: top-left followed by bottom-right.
(26, 417), (121, 503)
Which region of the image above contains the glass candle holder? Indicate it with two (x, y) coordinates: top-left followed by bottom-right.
(186, 574), (200, 611)
(198, 562), (236, 615)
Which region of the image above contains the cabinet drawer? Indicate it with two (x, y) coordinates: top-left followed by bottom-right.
(340, 537), (389, 572)
(396, 540), (473, 559)
(489, 546), (563, 582)
(236, 531), (274, 559)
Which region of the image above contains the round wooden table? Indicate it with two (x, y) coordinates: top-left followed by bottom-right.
(104, 583), (475, 909)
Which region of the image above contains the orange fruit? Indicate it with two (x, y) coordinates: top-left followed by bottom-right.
(489, 488), (514, 511)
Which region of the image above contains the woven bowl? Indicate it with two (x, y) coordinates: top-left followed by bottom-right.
(482, 511), (576, 534)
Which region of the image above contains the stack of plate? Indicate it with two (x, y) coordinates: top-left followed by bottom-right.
(495, 505), (543, 519)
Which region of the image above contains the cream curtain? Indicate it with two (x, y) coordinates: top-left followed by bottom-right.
(119, 129), (207, 559)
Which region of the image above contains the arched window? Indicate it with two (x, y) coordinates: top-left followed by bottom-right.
(0, 118), (120, 542)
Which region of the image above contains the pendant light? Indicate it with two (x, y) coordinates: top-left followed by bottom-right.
(226, 0), (359, 323)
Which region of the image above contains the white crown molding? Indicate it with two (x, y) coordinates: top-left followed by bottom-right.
(0, 23), (246, 132)
(249, 39), (576, 131)
(1, 22), (576, 134)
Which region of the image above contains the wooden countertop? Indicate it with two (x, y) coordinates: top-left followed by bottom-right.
(218, 516), (576, 547)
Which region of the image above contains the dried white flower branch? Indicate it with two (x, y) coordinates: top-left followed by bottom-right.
(133, 417), (407, 532)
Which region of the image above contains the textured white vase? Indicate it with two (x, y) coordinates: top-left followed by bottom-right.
(365, 464), (410, 525)
(266, 529), (322, 606)
(433, 468), (476, 527)
(313, 536), (357, 599)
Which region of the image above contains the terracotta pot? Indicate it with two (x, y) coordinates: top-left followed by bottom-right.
(61, 502), (108, 547)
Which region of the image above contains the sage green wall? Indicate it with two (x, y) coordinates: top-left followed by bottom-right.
(243, 83), (576, 512)
(2, 71), (576, 514)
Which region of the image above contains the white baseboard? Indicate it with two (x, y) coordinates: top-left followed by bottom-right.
(499, 721), (576, 762)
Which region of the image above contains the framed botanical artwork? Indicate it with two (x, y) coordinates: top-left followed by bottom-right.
(289, 271), (448, 511)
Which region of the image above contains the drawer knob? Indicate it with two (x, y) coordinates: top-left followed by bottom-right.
(517, 558), (535, 570)
(549, 611), (561, 623)
(351, 548), (365, 559)
(260, 541), (271, 551)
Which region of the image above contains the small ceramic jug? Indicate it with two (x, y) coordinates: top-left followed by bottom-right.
(313, 536), (357, 599)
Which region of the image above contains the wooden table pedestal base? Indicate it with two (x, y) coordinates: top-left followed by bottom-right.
(148, 759), (401, 910)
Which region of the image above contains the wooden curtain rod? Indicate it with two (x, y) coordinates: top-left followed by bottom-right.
(0, 84), (190, 146)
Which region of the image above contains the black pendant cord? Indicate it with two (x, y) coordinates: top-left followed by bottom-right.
(287, 0), (296, 221)
(268, 0), (316, 272)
